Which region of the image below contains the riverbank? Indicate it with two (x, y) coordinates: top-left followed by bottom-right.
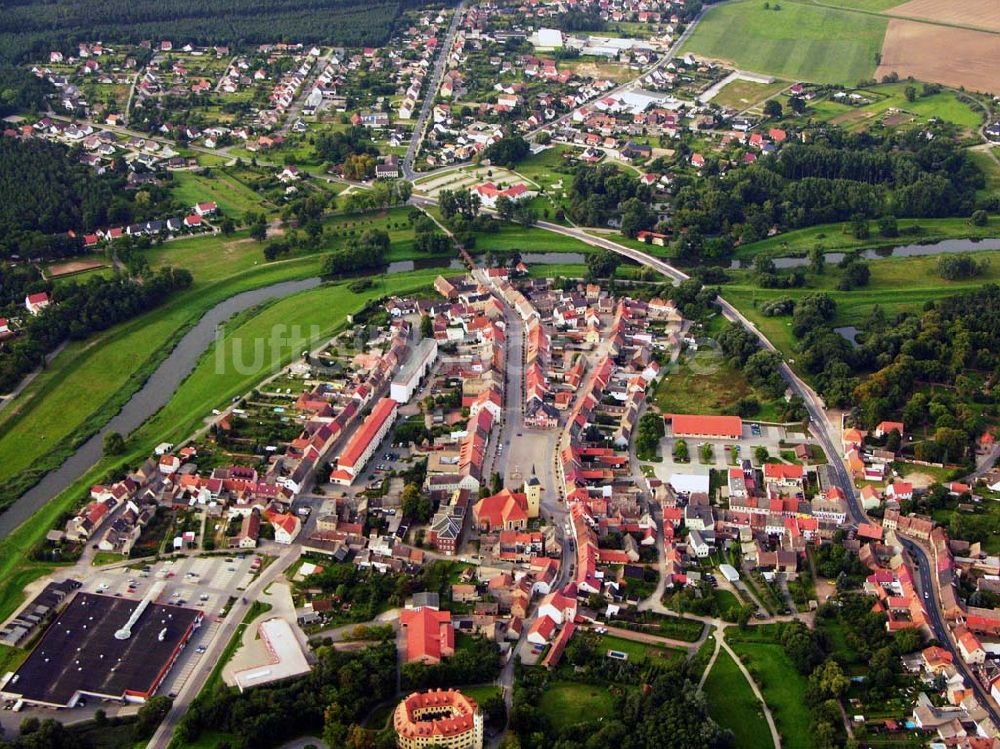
(0, 272), (436, 620)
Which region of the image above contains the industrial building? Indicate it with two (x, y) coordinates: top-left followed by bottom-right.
(390, 338), (438, 404)
(0, 591), (202, 709)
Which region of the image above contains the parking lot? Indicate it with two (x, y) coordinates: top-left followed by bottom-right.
(652, 422), (811, 482)
(84, 553), (261, 618)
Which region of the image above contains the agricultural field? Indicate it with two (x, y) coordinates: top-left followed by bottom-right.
(703, 647), (774, 749)
(876, 20), (1000, 93)
(712, 79), (789, 111)
(817, 0), (901, 10)
(680, 0), (887, 85)
(885, 0), (1000, 33)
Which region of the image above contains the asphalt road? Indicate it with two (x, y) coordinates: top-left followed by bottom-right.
(402, 1), (467, 180)
(524, 220), (1000, 726)
(147, 548), (302, 749)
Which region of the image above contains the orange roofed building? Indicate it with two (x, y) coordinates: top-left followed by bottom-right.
(394, 689), (483, 749)
(331, 397), (398, 485)
(473, 489), (531, 531)
(667, 414), (742, 439)
(399, 607), (454, 664)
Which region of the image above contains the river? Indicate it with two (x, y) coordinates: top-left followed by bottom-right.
(733, 236), (1000, 269)
(3, 249), (597, 536)
(0, 277), (321, 537)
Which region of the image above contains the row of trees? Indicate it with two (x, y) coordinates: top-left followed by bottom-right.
(0, 267), (192, 394)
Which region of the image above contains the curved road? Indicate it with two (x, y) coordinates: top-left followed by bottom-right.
(515, 216), (1000, 727)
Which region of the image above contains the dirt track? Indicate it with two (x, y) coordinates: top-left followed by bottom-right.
(46, 259), (106, 277)
(876, 19), (1000, 93)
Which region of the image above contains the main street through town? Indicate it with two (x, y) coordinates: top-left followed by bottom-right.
(401, 0), (467, 180)
(513, 214), (1000, 727)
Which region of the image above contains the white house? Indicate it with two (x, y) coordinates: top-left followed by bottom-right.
(24, 292), (51, 315)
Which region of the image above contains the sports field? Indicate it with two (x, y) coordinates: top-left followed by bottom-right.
(681, 0), (887, 85)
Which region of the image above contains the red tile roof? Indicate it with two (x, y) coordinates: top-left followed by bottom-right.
(668, 413), (742, 438)
(400, 607), (454, 663)
(338, 398), (397, 470)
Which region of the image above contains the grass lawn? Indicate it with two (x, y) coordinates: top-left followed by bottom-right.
(461, 684), (502, 705)
(473, 223), (595, 254)
(173, 730), (239, 749)
(0, 269), (436, 623)
(71, 719), (144, 749)
(128, 271), (439, 452)
(680, 0), (887, 85)
(597, 633), (684, 663)
(171, 170), (271, 219)
(0, 643), (29, 675)
(538, 681), (617, 731)
(713, 78), (789, 111)
(727, 640), (811, 749)
(735, 215), (1000, 261)
(797, 81), (985, 132)
(91, 551), (126, 566)
(970, 150), (1000, 202)
(703, 647), (774, 749)
(713, 588), (743, 612)
(0, 254), (326, 497)
(654, 354), (784, 422)
(721, 248), (1000, 359)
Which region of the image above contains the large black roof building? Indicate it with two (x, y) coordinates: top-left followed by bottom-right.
(1, 592), (201, 708)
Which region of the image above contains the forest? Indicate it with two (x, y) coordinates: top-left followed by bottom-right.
(667, 128), (984, 264)
(174, 641), (398, 749)
(0, 267), (193, 395)
(0, 139), (176, 262)
(748, 284), (1000, 466)
(0, 0), (437, 63)
(0, 66), (53, 118)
